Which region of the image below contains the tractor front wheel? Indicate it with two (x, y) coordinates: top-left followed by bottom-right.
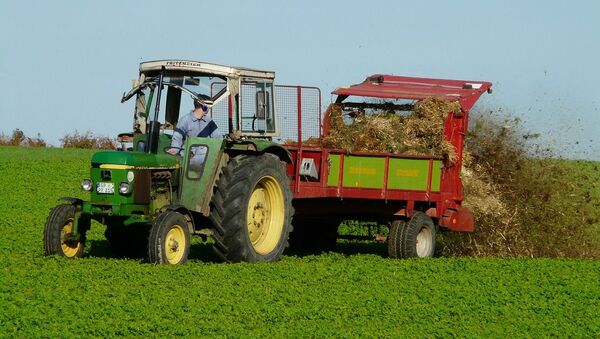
(388, 212), (436, 258)
(210, 154), (293, 263)
(147, 211), (190, 265)
(44, 204), (86, 258)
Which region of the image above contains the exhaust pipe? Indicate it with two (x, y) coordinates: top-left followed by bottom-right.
(147, 66), (165, 154)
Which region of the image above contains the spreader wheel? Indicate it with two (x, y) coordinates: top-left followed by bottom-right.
(388, 212), (436, 259)
(44, 204), (86, 258)
(210, 154), (293, 263)
(148, 211), (190, 265)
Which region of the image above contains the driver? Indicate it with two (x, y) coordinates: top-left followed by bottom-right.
(167, 99), (222, 155)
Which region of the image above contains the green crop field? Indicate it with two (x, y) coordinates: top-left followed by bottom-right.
(0, 146), (598, 337)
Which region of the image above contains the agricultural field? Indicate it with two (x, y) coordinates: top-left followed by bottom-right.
(0, 146), (599, 337)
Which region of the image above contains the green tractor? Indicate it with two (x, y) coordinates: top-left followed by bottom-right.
(44, 60), (294, 264)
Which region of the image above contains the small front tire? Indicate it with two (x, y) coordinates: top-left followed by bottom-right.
(44, 204), (86, 258)
(148, 211), (191, 265)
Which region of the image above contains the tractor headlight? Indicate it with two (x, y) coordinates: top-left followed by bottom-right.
(118, 182), (131, 195)
(81, 179), (93, 191)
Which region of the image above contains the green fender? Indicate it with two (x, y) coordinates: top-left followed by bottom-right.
(227, 139), (292, 163)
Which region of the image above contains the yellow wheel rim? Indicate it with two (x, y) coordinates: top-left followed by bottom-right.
(60, 219), (82, 258)
(246, 175), (285, 255)
(165, 225), (186, 264)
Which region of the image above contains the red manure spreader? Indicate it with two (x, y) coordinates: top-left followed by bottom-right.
(279, 74), (492, 257)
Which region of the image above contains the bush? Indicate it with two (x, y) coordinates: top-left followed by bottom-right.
(0, 129), (46, 147)
(60, 131), (116, 149)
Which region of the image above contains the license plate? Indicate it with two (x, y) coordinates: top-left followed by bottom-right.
(96, 182), (114, 194)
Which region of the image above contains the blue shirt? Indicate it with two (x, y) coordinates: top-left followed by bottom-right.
(171, 110), (222, 149)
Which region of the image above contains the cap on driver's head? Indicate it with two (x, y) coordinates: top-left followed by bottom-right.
(194, 99), (208, 112)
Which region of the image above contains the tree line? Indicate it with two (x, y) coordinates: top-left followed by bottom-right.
(0, 129), (116, 149)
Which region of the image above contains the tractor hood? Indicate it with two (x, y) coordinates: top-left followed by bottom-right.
(91, 151), (179, 169)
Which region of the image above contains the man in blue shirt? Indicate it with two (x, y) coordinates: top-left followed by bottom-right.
(167, 99), (222, 156)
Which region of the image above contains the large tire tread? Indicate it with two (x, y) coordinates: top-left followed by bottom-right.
(387, 220), (402, 259)
(388, 212), (436, 259)
(210, 154), (293, 263)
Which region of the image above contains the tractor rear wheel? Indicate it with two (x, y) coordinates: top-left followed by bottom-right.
(388, 212), (436, 258)
(44, 204), (87, 258)
(210, 154), (293, 263)
(148, 211), (190, 265)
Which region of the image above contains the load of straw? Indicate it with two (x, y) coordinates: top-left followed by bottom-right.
(320, 97), (460, 163)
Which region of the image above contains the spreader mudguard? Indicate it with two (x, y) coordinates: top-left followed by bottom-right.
(441, 207), (474, 232)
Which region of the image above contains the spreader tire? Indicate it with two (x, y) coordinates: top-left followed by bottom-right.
(210, 154), (293, 263)
(148, 211), (190, 265)
(388, 212), (436, 258)
(44, 204), (86, 258)
(387, 220), (404, 259)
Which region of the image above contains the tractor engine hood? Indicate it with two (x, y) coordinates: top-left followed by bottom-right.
(91, 151), (179, 169)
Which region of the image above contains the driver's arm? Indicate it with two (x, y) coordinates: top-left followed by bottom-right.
(168, 118), (189, 154)
(171, 128), (185, 150)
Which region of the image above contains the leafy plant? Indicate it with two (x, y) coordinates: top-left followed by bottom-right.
(0, 146), (598, 337)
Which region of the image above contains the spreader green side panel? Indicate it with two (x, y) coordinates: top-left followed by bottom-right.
(327, 154), (341, 187)
(387, 159), (441, 192)
(327, 154), (442, 191)
(342, 156), (385, 189)
(431, 161), (441, 192)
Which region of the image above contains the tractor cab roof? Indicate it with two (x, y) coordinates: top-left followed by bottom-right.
(333, 74), (492, 111)
(122, 60), (275, 105)
(139, 59), (275, 80)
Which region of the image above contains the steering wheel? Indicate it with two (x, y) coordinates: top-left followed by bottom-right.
(164, 146), (184, 155)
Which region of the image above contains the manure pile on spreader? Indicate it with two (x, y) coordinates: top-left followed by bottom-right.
(320, 98), (459, 163)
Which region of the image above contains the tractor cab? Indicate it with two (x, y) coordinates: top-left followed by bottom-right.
(120, 59), (280, 152)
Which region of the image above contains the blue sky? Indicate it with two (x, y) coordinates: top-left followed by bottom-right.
(1, 0), (598, 159)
